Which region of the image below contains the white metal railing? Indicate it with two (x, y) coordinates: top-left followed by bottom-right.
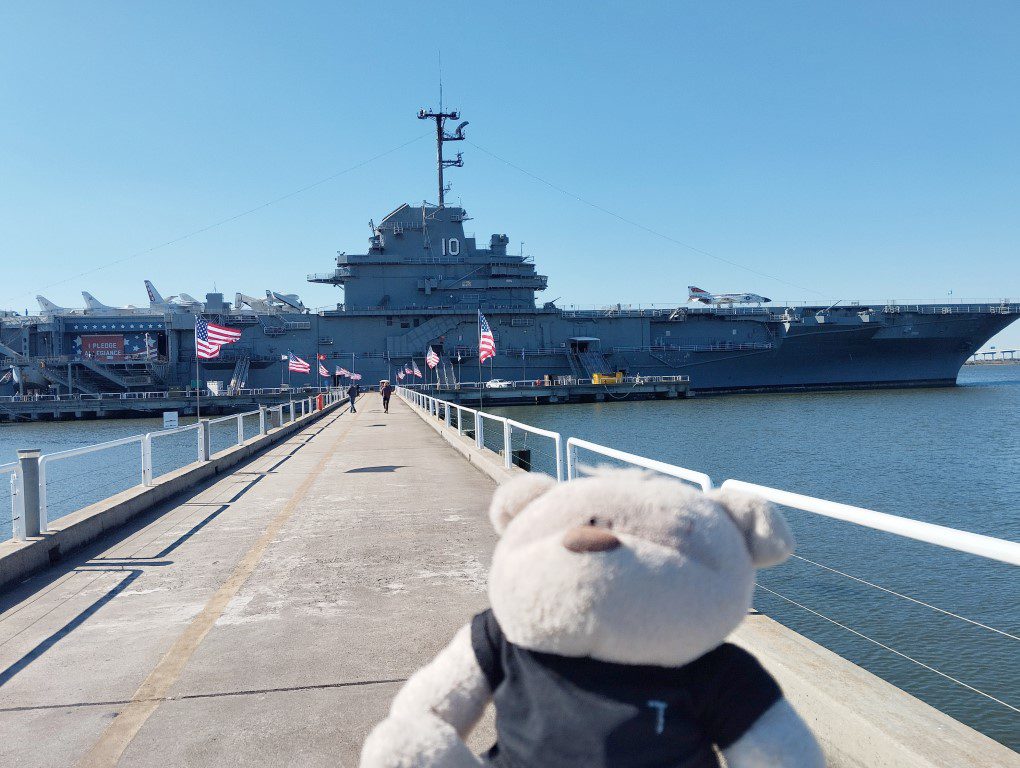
(4, 390), (343, 541)
(404, 375), (690, 392)
(399, 387), (564, 481)
(1, 461), (22, 537)
(207, 409), (262, 452)
(396, 386), (1020, 568)
(142, 422), (204, 486)
(508, 417), (564, 482)
(566, 437), (713, 491)
(0, 386), (334, 404)
(719, 480), (1019, 566)
(39, 434), (147, 527)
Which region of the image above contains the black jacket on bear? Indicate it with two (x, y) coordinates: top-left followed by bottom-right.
(471, 609), (781, 768)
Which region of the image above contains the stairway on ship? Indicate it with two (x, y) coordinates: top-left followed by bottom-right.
(229, 356), (251, 393)
(572, 349), (614, 377)
(386, 317), (461, 358)
(436, 356), (458, 387)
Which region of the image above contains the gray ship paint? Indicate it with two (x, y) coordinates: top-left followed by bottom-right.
(3, 109), (1019, 397)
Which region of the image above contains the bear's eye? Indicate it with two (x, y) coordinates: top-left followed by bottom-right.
(588, 517), (597, 526)
(587, 517), (612, 529)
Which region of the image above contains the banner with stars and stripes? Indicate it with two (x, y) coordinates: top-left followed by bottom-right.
(478, 312), (496, 362)
(195, 318), (241, 360)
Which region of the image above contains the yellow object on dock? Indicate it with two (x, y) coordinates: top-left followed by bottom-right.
(592, 372), (624, 384)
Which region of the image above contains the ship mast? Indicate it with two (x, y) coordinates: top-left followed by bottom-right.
(417, 107), (467, 208)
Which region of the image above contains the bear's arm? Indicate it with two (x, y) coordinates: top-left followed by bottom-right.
(360, 624), (492, 768)
(720, 698), (824, 768)
(389, 623), (492, 734)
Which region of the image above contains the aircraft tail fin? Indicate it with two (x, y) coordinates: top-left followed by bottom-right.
(37, 295), (63, 313)
(687, 286), (712, 304)
(144, 280), (165, 305)
(82, 291), (109, 310)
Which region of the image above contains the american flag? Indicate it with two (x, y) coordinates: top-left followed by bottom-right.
(396, 371), (405, 380)
(318, 353), (326, 360)
(426, 347), (440, 369)
(350, 372), (362, 381)
(195, 318), (241, 360)
(288, 353), (310, 373)
(338, 366), (351, 377)
(412, 360), (423, 378)
(478, 312), (496, 362)
(318, 363), (330, 378)
(404, 363), (414, 375)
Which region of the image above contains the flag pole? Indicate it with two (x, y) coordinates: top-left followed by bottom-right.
(196, 355), (201, 419)
(477, 311), (483, 408)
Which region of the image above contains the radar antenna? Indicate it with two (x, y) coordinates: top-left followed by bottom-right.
(417, 107), (467, 208)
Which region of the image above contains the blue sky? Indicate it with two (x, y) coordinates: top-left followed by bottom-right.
(1, 1), (1018, 350)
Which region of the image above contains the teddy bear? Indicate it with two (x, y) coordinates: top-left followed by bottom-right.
(361, 469), (824, 768)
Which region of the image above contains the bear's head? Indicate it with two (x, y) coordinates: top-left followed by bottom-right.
(486, 469), (794, 667)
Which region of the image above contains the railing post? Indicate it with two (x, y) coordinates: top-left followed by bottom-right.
(259, 407), (267, 436)
(237, 414), (244, 445)
(475, 412), (483, 449)
(289, 401), (295, 422)
(554, 434), (564, 482)
(17, 449), (41, 538)
(457, 406), (464, 435)
(566, 441), (577, 481)
(10, 469), (25, 540)
(445, 402), (451, 427)
(503, 420), (512, 469)
(199, 420), (211, 461)
(142, 435), (153, 486)
(36, 459), (48, 530)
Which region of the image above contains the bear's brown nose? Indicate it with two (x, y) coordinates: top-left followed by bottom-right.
(563, 526), (621, 553)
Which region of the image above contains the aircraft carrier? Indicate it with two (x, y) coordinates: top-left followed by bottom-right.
(2, 108), (1018, 398)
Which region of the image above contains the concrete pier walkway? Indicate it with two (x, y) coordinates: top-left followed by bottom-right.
(2, 392), (1017, 767)
(0, 394), (497, 767)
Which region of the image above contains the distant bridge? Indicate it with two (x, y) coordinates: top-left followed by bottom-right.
(967, 349), (1018, 363)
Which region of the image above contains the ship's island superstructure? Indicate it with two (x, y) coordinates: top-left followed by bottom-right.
(2, 108), (1018, 397)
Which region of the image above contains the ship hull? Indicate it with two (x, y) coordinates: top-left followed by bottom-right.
(4, 301), (1017, 398)
(187, 305), (1017, 394)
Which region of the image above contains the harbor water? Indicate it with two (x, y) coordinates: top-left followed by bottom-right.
(0, 413), (262, 543)
(1, 368), (1018, 749)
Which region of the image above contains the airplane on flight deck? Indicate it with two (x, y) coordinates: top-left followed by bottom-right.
(687, 286), (772, 305)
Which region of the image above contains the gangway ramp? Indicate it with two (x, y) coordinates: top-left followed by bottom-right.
(0, 394), (498, 767)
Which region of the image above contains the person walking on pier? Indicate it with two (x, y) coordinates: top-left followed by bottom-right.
(347, 382), (359, 414)
(380, 380), (393, 413)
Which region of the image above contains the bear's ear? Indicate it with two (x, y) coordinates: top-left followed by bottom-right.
(489, 473), (557, 534)
(708, 489), (794, 567)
